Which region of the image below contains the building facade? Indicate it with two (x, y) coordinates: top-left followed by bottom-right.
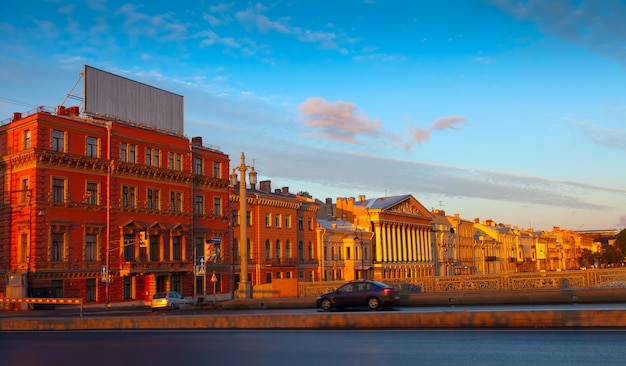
(0, 106), (231, 305)
(230, 181), (320, 291)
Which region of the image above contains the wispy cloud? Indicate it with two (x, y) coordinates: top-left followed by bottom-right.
(405, 116), (466, 150)
(492, 0), (626, 65)
(233, 3), (343, 52)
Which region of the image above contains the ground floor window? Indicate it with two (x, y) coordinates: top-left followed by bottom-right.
(172, 274), (181, 293)
(86, 279), (96, 302)
(196, 276), (204, 294)
(123, 276), (132, 299)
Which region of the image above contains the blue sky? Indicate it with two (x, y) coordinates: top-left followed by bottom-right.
(1, 0), (625, 231)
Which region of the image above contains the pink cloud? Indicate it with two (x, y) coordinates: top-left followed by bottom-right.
(405, 116), (467, 151)
(298, 97), (383, 144)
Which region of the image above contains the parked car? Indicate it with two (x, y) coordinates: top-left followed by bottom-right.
(316, 280), (401, 311)
(151, 291), (187, 311)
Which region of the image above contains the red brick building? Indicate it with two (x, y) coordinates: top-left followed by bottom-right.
(0, 106), (231, 305)
(230, 180), (320, 290)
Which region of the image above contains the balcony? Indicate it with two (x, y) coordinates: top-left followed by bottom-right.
(120, 261), (193, 274)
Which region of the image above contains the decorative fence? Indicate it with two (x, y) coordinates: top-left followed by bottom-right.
(298, 268), (626, 297)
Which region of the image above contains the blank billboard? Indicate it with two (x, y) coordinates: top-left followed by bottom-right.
(83, 65), (183, 133)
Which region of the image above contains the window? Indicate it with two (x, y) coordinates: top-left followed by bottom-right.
(265, 240), (271, 260)
(147, 188), (160, 210)
(86, 182), (98, 205)
(128, 144), (136, 163)
(51, 233), (64, 262)
(265, 212), (271, 227)
(172, 274), (181, 293)
(52, 178), (66, 203)
(213, 162), (221, 178)
(153, 149), (160, 167)
(150, 235), (160, 261)
(20, 178), (29, 203)
(275, 240), (281, 260)
(19, 232), (28, 263)
(275, 214), (281, 228)
(232, 209), (239, 226)
(286, 241), (291, 259)
(298, 217), (304, 230)
(194, 157), (203, 174)
(170, 191), (182, 213)
(194, 195), (204, 215)
(213, 197), (221, 217)
(168, 152), (174, 169)
(86, 136), (98, 157)
(86, 279), (96, 302)
(85, 234), (97, 261)
(123, 234), (134, 261)
(298, 241), (304, 260)
(308, 218), (313, 230)
(120, 143), (136, 162)
(308, 242), (313, 260)
(145, 147), (152, 166)
(246, 211), (251, 226)
(122, 185), (136, 208)
(175, 153), (182, 170)
(172, 236), (182, 260)
(51, 129), (65, 152)
(285, 215), (291, 228)
(233, 239), (239, 260)
(23, 129), (31, 149)
(123, 276), (132, 299)
(265, 272), (272, 284)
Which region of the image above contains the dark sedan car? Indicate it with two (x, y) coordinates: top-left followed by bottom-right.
(316, 280), (401, 311)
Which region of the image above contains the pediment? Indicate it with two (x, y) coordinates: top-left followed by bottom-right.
(383, 196), (433, 219)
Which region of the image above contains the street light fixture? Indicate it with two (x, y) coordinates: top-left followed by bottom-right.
(229, 152), (257, 299)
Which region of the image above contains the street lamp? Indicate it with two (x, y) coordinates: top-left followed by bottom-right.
(229, 152), (257, 299)
(354, 229), (365, 280)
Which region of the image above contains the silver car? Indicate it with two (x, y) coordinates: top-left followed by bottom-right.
(151, 291), (187, 311)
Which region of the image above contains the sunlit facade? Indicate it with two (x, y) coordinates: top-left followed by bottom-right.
(0, 107), (230, 305)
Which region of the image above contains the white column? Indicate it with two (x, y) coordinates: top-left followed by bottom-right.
(374, 223), (382, 263)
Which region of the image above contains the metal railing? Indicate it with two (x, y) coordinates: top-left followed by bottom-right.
(298, 268), (626, 297)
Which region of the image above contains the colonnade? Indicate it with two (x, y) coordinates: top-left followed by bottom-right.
(374, 221), (432, 263)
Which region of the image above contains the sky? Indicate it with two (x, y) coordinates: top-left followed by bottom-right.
(1, 0), (625, 232)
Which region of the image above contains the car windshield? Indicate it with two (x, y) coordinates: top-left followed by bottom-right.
(153, 293), (167, 299)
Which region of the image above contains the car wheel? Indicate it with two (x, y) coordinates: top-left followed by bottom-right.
(321, 299), (333, 311)
(367, 297), (380, 310)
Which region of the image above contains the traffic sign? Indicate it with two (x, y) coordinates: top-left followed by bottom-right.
(210, 272), (217, 283)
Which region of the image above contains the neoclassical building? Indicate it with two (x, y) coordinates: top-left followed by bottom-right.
(328, 195), (435, 280)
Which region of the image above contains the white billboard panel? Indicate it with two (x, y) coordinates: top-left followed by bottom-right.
(83, 65), (183, 133)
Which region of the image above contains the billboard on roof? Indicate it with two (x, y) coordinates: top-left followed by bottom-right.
(83, 65), (183, 133)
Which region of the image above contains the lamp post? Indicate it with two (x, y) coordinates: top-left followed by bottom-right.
(229, 152), (257, 299)
(354, 229), (365, 280)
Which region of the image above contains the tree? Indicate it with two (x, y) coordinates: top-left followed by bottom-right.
(296, 191), (312, 198)
(615, 229), (626, 254)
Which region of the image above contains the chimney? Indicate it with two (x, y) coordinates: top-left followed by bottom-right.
(282, 187), (289, 194)
(13, 112), (22, 121)
(191, 136), (202, 146)
(358, 195), (366, 202)
(259, 180), (271, 193)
